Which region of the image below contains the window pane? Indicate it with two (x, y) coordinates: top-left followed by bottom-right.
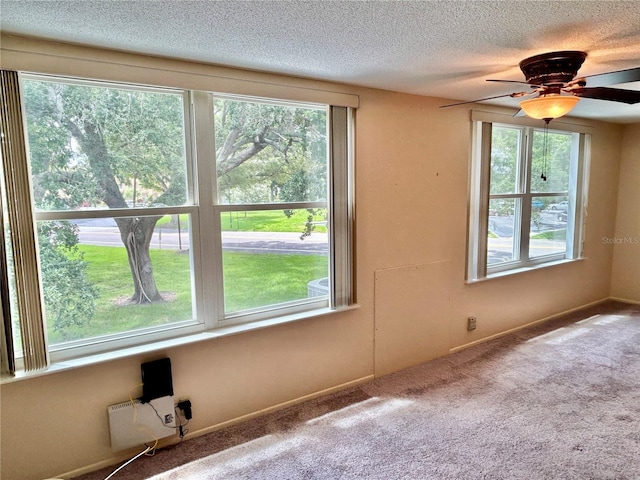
(214, 98), (327, 204)
(220, 209), (329, 313)
(530, 196), (568, 258)
(37, 216), (195, 345)
(487, 198), (518, 265)
(490, 126), (521, 195)
(22, 79), (189, 211)
(530, 130), (572, 193)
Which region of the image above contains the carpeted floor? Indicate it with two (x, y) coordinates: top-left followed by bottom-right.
(76, 300), (640, 480)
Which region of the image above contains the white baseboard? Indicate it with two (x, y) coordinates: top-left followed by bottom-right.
(184, 375), (375, 438)
(609, 296), (640, 305)
(449, 297), (610, 355)
(58, 375), (374, 479)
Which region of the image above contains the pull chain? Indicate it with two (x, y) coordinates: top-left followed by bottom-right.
(541, 118), (551, 182)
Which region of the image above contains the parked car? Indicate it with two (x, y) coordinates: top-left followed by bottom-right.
(532, 199), (543, 211)
(557, 211), (567, 222)
(549, 200), (568, 212)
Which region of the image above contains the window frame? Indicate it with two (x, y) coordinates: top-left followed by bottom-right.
(203, 92), (333, 323)
(2, 72), (355, 369)
(467, 112), (590, 282)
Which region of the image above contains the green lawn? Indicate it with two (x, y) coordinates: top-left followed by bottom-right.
(223, 252), (327, 313)
(157, 209), (327, 233)
(47, 244), (327, 344)
(531, 229), (566, 240)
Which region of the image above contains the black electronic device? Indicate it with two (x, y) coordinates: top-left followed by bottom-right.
(140, 358), (174, 403)
(178, 399), (192, 420)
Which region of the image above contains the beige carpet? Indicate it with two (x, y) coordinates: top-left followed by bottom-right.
(76, 300), (640, 480)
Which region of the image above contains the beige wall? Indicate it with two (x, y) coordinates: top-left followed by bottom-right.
(0, 37), (628, 479)
(611, 123), (640, 301)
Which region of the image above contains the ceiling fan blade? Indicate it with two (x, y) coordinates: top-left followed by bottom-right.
(570, 87), (640, 104)
(486, 79), (531, 86)
(440, 92), (530, 108)
(580, 67), (640, 87)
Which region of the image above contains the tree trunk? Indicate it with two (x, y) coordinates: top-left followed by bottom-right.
(66, 115), (165, 304)
(115, 216), (163, 304)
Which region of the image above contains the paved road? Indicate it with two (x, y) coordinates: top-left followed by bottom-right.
(489, 211), (566, 237)
(76, 226), (328, 255)
(221, 231), (328, 255)
(487, 211), (568, 263)
(75, 211), (563, 259)
(488, 238), (566, 264)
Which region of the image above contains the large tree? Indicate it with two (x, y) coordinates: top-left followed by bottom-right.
(24, 80), (326, 305)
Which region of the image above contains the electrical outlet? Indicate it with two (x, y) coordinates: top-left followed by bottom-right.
(177, 399), (192, 420)
(175, 398), (192, 439)
(467, 316), (477, 331)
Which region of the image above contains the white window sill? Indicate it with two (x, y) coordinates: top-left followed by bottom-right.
(466, 257), (584, 284)
(1, 304), (360, 384)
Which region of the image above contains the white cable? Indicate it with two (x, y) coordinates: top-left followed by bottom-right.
(103, 445), (153, 480)
(103, 387), (160, 479)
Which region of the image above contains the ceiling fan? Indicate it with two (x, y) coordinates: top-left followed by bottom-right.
(441, 51), (640, 120)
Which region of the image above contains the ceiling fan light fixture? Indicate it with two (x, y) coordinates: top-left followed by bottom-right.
(519, 94), (580, 120)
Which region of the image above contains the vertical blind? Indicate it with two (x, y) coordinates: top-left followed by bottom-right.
(0, 69), (48, 372)
(0, 196), (14, 375)
(329, 106), (353, 307)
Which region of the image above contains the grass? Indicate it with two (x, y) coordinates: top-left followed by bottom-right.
(530, 229), (566, 240)
(157, 209), (327, 233)
(47, 244), (328, 344)
(223, 252), (327, 313)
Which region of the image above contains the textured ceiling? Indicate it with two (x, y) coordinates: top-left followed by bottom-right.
(1, 0), (639, 122)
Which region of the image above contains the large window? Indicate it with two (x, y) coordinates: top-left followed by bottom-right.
(1, 73), (353, 371)
(467, 116), (589, 281)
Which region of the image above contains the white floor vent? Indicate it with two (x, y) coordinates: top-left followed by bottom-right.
(107, 395), (175, 451)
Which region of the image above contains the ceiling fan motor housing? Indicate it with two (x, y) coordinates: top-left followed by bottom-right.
(519, 51), (587, 86)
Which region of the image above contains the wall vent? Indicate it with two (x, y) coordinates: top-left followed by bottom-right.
(107, 395), (175, 451)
